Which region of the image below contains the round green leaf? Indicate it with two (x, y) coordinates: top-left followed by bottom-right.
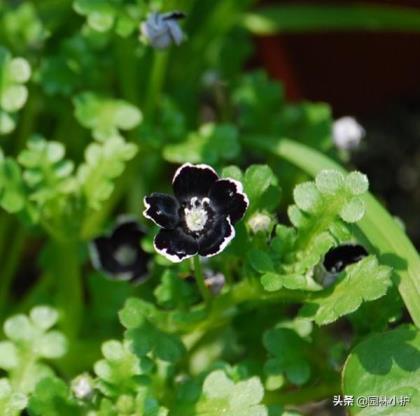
(1, 85), (28, 112)
(30, 306), (59, 331)
(340, 197), (365, 223)
(293, 182), (321, 213)
(0, 111), (16, 134)
(4, 314), (35, 341)
(315, 169), (344, 194)
(9, 58), (31, 83)
(36, 331), (68, 359)
(343, 325), (420, 415)
(0, 341), (19, 370)
(345, 171), (369, 195)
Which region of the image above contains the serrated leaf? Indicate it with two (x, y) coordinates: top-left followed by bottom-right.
(198, 370), (268, 416)
(302, 256), (392, 325)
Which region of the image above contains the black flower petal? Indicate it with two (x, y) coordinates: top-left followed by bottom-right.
(209, 179), (249, 223)
(154, 227), (198, 262)
(172, 163), (218, 202)
(89, 218), (150, 283)
(323, 244), (368, 274)
(143, 193), (180, 229)
(197, 216), (235, 257)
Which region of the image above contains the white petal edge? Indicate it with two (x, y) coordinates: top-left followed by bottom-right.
(203, 217), (236, 258)
(222, 178), (250, 208)
(172, 162), (218, 184)
(142, 196), (161, 227)
(88, 240), (103, 272)
(153, 235), (197, 263)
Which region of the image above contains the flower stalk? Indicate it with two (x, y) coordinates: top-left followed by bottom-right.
(192, 255), (211, 305)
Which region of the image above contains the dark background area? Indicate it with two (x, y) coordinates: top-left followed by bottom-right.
(254, 0), (420, 248)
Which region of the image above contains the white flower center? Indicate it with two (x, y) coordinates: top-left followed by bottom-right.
(114, 245), (137, 266)
(184, 197), (209, 232)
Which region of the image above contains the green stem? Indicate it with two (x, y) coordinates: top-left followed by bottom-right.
(50, 240), (83, 340)
(145, 50), (169, 121)
(0, 223), (27, 316)
(192, 256), (211, 305)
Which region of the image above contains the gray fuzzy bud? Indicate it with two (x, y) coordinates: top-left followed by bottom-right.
(140, 12), (185, 49)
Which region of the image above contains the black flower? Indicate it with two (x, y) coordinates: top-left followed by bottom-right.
(143, 163), (249, 262)
(89, 217), (150, 283)
(323, 243), (368, 274)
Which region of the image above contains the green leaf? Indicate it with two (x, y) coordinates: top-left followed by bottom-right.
(0, 47), (31, 124)
(343, 325), (420, 415)
(73, 0), (139, 36)
(301, 256), (392, 325)
(248, 249), (275, 274)
(154, 271), (198, 309)
(77, 136), (137, 210)
(293, 182), (321, 213)
(244, 165), (276, 209)
(0, 342), (19, 370)
(0, 379), (27, 416)
(339, 197), (365, 223)
(94, 339), (142, 395)
(163, 123), (240, 165)
(197, 370), (268, 416)
(222, 166), (243, 182)
(0, 156), (25, 213)
(243, 5), (420, 35)
(28, 377), (81, 415)
(30, 306), (59, 331)
(263, 328), (311, 386)
(74, 92), (142, 141)
(120, 298), (186, 363)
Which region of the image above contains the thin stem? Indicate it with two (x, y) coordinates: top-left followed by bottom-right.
(145, 50), (169, 121)
(50, 240), (83, 340)
(0, 223), (27, 315)
(192, 256), (211, 305)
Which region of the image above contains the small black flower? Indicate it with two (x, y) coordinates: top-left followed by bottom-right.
(323, 244), (368, 274)
(143, 163), (249, 262)
(316, 243), (368, 287)
(89, 217), (150, 283)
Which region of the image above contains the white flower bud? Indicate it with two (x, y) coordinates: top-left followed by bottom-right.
(71, 373), (94, 400)
(248, 212), (272, 234)
(140, 12), (185, 49)
(204, 271), (225, 295)
(332, 116), (365, 150)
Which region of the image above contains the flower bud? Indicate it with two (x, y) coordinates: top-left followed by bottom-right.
(332, 116), (365, 150)
(71, 373), (94, 401)
(140, 12), (185, 49)
(247, 212), (272, 234)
